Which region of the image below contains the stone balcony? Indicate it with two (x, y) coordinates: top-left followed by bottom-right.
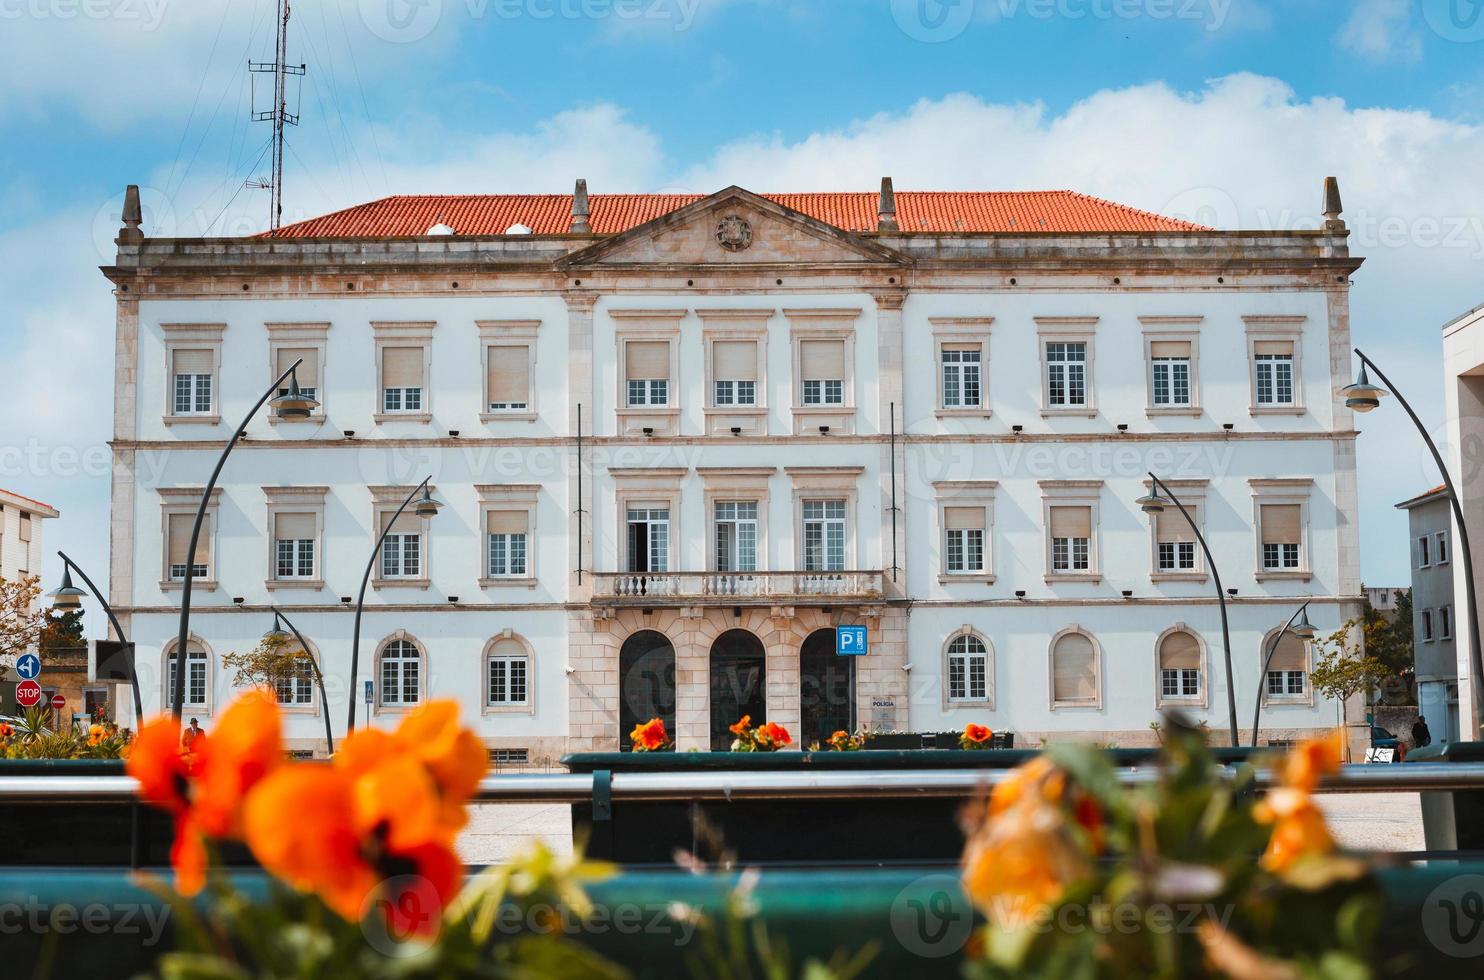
(591, 570), (885, 608)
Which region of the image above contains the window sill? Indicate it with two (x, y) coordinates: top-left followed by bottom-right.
(1248, 405), (1305, 417)
(1151, 572), (1209, 583)
(790, 405), (856, 435)
(482, 704), (536, 716)
(938, 573), (997, 584)
(159, 580), (218, 592)
(616, 407), (680, 437)
(1260, 696), (1313, 708)
(1040, 408), (1097, 419)
(373, 412), (432, 425)
(480, 411), (539, 424)
(1145, 407), (1202, 418)
(1051, 699), (1102, 710)
(479, 577), (538, 590)
(934, 408), (992, 420)
(266, 579), (326, 592)
(1255, 570), (1312, 583)
(372, 578), (432, 591)
(703, 407), (768, 437)
(277, 704), (322, 716)
(1157, 696), (1208, 710)
(943, 699), (993, 708)
(163, 415), (221, 426)
(1044, 573), (1102, 584)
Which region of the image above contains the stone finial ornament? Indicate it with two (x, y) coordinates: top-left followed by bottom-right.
(571, 178), (592, 234)
(877, 177), (899, 232)
(1322, 176), (1345, 231)
(117, 184), (144, 245)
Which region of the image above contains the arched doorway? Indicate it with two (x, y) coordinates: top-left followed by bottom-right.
(800, 628), (855, 747)
(709, 629), (766, 750)
(619, 630), (676, 751)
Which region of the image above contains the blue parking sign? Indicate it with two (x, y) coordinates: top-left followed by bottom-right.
(836, 625), (868, 656)
(16, 653), (40, 680)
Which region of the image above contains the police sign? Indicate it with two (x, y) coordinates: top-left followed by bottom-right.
(836, 625), (868, 656)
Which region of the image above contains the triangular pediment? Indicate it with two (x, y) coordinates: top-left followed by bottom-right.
(558, 187), (908, 269)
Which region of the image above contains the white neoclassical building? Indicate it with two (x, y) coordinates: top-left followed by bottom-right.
(103, 180), (1362, 757)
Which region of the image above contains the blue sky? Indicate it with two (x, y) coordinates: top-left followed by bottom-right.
(3, 0), (1484, 623)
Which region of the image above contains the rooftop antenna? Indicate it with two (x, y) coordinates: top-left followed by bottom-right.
(249, 0), (306, 234)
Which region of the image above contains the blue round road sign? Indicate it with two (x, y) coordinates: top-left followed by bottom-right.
(15, 653), (40, 680)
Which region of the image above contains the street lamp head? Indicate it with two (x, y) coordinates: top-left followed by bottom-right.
(1290, 605), (1318, 641)
(262, 612), (292, 645)
(1342, 363), (1387, 414)
(413, 486), (444, 518)
(1135, 491), (1171, 514)
(47, 567), (87, 611)
(270, 368), (320, 421)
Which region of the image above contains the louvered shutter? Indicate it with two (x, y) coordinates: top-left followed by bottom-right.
(1260, 504), (1301, 545)
(626, 341), (669, 381)
(713, 340), (756, 381)
(800, 339), (845, 379)
(1049, 506), (1092, 539)
(488, 346), (529, 404)
(1052, 633), (1097, 701)
(382, 347), (423, 388)
(1160, 631), (1200, 670)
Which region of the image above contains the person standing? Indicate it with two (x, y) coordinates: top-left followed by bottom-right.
(181, 717), (205, 752)
(1411, 716), (1432, 749)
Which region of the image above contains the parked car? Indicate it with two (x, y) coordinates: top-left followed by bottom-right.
(1371, 725), (1401, 750)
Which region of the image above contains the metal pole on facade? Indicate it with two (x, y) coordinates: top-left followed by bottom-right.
(1251, 602), (1317, 747)
(264, 608), (335, 754)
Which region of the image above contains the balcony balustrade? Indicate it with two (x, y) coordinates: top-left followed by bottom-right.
(592, 570), (884, 604)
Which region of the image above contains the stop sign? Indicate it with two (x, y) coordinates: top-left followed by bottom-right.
(49, 693), (65, 710)
(15, 680), (42, 708)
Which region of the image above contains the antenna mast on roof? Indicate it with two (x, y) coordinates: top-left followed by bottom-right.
(249, 0), (306, 234)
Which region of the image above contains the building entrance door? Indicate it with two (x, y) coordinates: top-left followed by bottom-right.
(709, 629), (766, 750)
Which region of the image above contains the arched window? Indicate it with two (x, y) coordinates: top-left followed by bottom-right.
(379, 637), (422, 707)
(946, 634), (990, 703)
(486, 636), (531, 708)
(1157, 630), (1202, 702)
(1264, 631), (1309, 700)
(275, 642), (317, 707)
(1050, 629), (1100, 707)
(164, 640), (211, 711)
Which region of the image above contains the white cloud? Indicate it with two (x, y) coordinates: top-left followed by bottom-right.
(1337, 0), (1423, 63)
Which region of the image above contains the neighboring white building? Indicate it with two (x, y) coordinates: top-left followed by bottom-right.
(103, 180), (1362, 757)
(1442, 302), (1484, 740)
(0, 488), (58, 584)
(1395, 487), (1458, 744)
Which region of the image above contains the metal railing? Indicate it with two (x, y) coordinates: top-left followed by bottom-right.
(4, 762), (1482, 805)
(594, 570), (885, 601)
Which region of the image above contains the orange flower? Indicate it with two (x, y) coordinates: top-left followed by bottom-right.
(964, 723), (992, 744)
(759, 722), (791, 747)
(831, 730), (849, 742)
(1282, 730), (1343, 793)
(729, 715), (752, 736)
(0, 722), (12, 739)
(989, 756), (1063, 817)
(1255, 788), (1335, 872)
(630, 717), (669, 751)
(127, 715), (193, 815)
(336, 701), (488, 833)
(963, 795), (1089, 929)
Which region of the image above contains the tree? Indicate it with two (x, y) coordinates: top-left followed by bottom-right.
(221, 633), (312, 697)
(1309, 621), (1392, 761)
(40, 608), (85, 652)
(0, 575), (48, 665)
(1358, 592), (1413, 678)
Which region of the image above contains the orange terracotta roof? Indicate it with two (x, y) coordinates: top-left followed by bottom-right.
(0, 488), (58, 516)
(265, 190), (1206, 238)
(1395, 485), (1449, 509)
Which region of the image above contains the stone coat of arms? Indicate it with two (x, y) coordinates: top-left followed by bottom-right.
(716, 214), (754, 252)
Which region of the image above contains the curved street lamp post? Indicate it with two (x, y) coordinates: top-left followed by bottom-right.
(1136, 473), (1239, 747)
(1250, 602), (1318, 748)
(47, 553), (143, 722)
(170, 362), (318, 719)
(1344, 349), (1484, 735)
(263, 608), (335, 754)
(346, 478), (443, 733)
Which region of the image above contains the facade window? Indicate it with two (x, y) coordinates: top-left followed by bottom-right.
(381, 346), (425, 413)
(275, 649), (315, 706)
(486, 639), (530, 707)
(486, 510), (529, 577)
(380, 511), (423, 579)
(1155, 506), (1199, 573)
(1435, 530), (1450, 564)
(486, 345), (531, 412)
(947, 634), (989, 702)
(626, 506), (670, 573)
(1418, 535), (1431, 568)
(625, 341), (670, 407)
(941, 347), (981, 409)
(1150, 340), (1192, 407)
(171, 348), (214, 415)
(712, 340), (758, 407)
(1049, 505), (1092, 572)
(272, 512), (316, 580)
(1264, 631), (1308, 699)
(1051, 630), (1099, 706)
(800, 339), (846, 405)
(944, 506), (986, 574)
(167, 645), (209, 708)
(714, 501), (758, 572)
(1045, 341), (1087, 407)
(1259, 503), (1302, 571)
(1158, 630), (1201, 700)
(1440, 605), (1453, 640)
(802, 499), (847, 572)
(1253, 342), (1295, 406)
(379, 639), (421, 706)
(1422, 609), (1435, 641)
(166, 512), (209, 581)
(274, 346), (319, 404)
